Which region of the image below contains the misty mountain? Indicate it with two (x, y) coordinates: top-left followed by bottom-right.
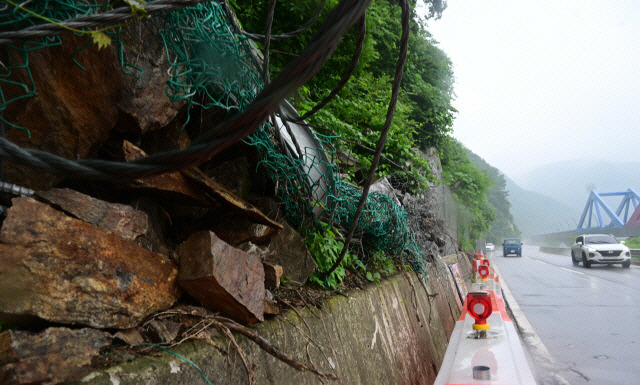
(504, 176), (578, 237)
(465, 148), (576, 238)
(515, 160), (640, 215)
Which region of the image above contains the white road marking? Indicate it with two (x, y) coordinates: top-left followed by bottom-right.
(561, 267), (585, 275)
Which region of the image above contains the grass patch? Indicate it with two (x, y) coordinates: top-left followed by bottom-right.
(625, 237), (640, 249)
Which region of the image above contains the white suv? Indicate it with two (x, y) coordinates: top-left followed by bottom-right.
(571, 234), (631, 268)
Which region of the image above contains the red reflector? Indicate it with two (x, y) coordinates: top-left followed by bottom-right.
(478, 265), (490, 279)
(467, 291), (492, 324)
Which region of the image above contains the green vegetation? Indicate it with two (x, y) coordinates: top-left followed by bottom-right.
(466, 148), (522, 244)
(305, 228), (354, 289)
(231, 0), (454, 190)
(305, 228), (397, 289)
(232, 0), (518, 269)
(438, 139), (521, 249)
(624, 237), (640, 249)
(231, 0), (459, 281)
(439, 138), (494, 249)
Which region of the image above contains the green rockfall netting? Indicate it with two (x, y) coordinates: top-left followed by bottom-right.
(159, 2), (262, 118)
(246, 125), (427, 273)
(0, 0), (427, 273)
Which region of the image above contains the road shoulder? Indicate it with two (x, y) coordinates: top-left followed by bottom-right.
(491, 259), (571, 385)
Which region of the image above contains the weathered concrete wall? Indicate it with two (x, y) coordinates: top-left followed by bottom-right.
(74, 254), (472, 385)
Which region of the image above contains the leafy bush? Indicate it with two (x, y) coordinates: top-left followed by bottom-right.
(305, 228), (398, 289)
(305, 228), (354, 290)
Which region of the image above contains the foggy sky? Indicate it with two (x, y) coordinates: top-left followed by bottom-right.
(424, 0), (640, 180)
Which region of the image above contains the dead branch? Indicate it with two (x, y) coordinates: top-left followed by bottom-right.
(218, 317), (339, 381)
(211, 319), (256, 385)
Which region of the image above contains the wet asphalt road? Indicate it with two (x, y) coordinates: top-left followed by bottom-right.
(490, 245), (640, 385)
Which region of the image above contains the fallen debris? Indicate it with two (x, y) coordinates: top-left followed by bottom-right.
(178, 231), (265, 325)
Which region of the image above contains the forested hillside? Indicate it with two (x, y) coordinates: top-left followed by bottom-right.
(440, 139), (521, 247)
(231, 0), (453, 189)
(465, 149), (521, 243)
(232, 0), (517, 252)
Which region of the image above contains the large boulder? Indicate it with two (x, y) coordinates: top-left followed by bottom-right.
(178, 231), (264, 325)
(0, 197), (180, 329)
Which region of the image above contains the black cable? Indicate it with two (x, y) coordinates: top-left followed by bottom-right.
(324, 0), (410, 277)
(262, 0), (277, 84)
(0, 0), (207, 46)
(241, 0), (327, 41)
(295, 14), (366, 122)
(0, 0), (372, 180)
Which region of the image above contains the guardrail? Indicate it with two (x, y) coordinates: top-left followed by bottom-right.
(435, 255), (537, 384)
(631, 249), (640, 258)
(538, 246), (570, 256)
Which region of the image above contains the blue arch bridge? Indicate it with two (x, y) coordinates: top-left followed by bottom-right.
(577, 189), (640, 231)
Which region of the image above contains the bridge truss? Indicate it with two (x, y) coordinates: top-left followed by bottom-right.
(577, 189), (640, 231)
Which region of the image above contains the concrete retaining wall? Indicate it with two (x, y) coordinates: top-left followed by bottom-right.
(73, 253), (473, 385)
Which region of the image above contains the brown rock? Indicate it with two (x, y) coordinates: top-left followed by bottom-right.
(3, 21), (185, 190)
(122, 141), (282, 232)
(202, 157), (250, 197)
(122, 141), (210, 206)
(129, 196), (171, 256)
(263, 290), (280, 316)
(3, 33), (123, 190)
(118, 18), (185, 135)
(182, 168), (283, 229)
(113, 328), (145, 347)
(147, 319), (182, 344)
(210, 214), (277, 246)
(178, 231), (264, 325)
(0, 197), (180, 329)
(263, 262), (283, 291)
(36, 188), (149, 242)
(0, 327), (111, 385)
(265, 222), (317, 287)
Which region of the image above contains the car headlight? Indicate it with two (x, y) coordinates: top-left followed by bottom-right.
(586, 247), (596, 253)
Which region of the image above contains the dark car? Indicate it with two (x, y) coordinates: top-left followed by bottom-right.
(502, 238), (522, 257)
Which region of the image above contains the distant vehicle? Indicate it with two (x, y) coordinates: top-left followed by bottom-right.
(486, 242), (495, 251)
(502, 238), (522, 257)
(571, 234), (631, 268)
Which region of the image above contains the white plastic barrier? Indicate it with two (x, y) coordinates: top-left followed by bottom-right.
(434, 257), (537, 385)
